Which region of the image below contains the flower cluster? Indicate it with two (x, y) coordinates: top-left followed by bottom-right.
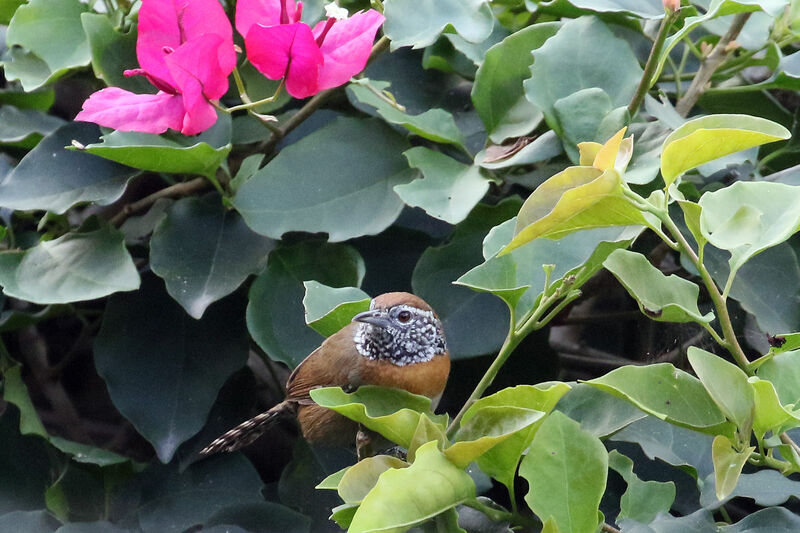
(77, 0), (384, 135)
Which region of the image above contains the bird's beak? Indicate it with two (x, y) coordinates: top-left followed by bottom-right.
(352, 309), (392, 329)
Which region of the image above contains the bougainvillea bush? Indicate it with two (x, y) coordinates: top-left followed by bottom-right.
(1, 0), (800, 531)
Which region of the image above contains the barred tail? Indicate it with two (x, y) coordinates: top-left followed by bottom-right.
(199, 401), (293, 456)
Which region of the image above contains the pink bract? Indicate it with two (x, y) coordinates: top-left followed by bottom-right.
(239, 0), (384, 99)
(76, 0), (235, 135)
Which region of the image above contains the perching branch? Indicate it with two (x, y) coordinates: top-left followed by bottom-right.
(109, 177), (210, 226)
(675, 12), (752, 116)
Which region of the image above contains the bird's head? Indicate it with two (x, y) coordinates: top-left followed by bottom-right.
(352, 292), (447, 366)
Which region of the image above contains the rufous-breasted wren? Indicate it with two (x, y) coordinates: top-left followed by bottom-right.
(200, 292), (450, 454)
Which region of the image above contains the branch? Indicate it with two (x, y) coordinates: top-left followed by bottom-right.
(675, 12), (752, 116)
(109, 177), (210, 226)
(628, 9), (680, 117)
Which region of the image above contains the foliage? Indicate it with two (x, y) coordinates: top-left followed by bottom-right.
(0, 0), (799, 532)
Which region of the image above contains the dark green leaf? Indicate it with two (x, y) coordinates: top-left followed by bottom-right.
(80, 13), (152, 93)
(471, 23), (559, 142)
(399, 147), (489, 224)
(619, 508), (717, 533)
(135, 454), (264, 533)
(0, 105), (64, 147)
(0, 122), (137, 214)
(302, 281), (369, 337)
(609, 415), (715, 479)
(554, 89), (628, 163)
(48, 438), (129, 467)
(561, 0), (664, 17)
(234, 117), (413, 241)
(2, 0), (90, 90)
(756, 350), (800, 407)
(0, 224), (139, 304)
(0, 408), (52, 514)
(701, 469), (800, 509)
(348, 441), (475, 532)
(722, 506), (800, 532)
(347, 79), (466, 148)
(524, 16), (642, 134)
(0, 510), (59, 533)
(413, 200), (521, 359)
(520, 411), (607, 533)
(94, 276), (249, 463)
(150, 195), (274, 319)
(383, 0), (493, 49)
(2, 364), (47, 437)
(55, 522), (133, 533)
(205, 502), (311, 533)
(247, 241), (364, 368)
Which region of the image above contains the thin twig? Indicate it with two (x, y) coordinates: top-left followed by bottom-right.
(109, 177), (209, 226)
(628, 9), (680, 117)
(675, 13), (752, 116)
(602, 523), (622, 533)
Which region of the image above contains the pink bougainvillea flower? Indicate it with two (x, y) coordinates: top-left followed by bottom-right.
(76, 0), (236, 136)
(236, 0), (384, 99)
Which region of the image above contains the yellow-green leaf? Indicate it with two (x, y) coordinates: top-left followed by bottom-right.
(661, 114), (790, 188)
(711, 434), (753, 501)
(338, 455), (409, 504)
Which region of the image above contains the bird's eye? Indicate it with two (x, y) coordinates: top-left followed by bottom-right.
(397, 310), (412, 322)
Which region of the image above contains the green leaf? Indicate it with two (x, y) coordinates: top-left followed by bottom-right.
(412, 199), (521, 359)
(501, 166), (650, 254)
(446, 406), (545, 468)
(0, 224), (139, 304)
(83, 119), (232, 178)
(397, 147), (489, 225)
(135, 454), (264, 533)
(688, 347), (755, 440)
(701, 469), (800, 509)
(0, 407), (53, 514)
(347, 79), (465, 148)
(337, 455), (408, 504)
(556, 383), (646, 438)
(205, 502), (310, 533)
(0, 510), (59, 533)
(309, 386), (438, 449)
(609, 415), (715, 480)
(302, 281), (369, 337)
(2, 0), (90, 91)
(756, 350), (800, 407)
(722, 506), (800, 532)
(661, 114), (790, 188)
(233, 117), (413, 242)
(471, 23), (559, 142)
(603, 249), (713, 323)
(383, 0), (493, 50)
(348, 441), (475, 533)
(0, 122), (137, 214)
(407, 414), (447, 462)
(520, 411), (607, 533)
(247, 241), (364, 368)
(747, 377), (800, 440)
(80, 13), (151, 93)
(608, 450), (675, 525)
(94, 276), (249, 463)
(461, 383), (570, 489)
(459, 221), (639, 318)
(48, 437), (128, 467)
(1, 364), (46, 438)
(711, 434), (753, 501)
(0, 106), (64, 147)
(561, 0), (665, 17)
(699, 182), (800, 275)
(584, 363), (732, 434)
(150, 195), (274, 319)
(554, 89), (629, 164)
(0, 0), (25, 25)
(524, 16), (642, 135)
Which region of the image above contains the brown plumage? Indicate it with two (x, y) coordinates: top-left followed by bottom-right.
(200, 292), (450, 454)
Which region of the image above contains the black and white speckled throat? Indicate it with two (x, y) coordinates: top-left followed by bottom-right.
(353, 306), (447, 366)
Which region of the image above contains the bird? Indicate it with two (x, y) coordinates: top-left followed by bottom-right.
(200, 292), (450, 455)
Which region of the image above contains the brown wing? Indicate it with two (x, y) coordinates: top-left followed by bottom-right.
(285, 322), (361, 404)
